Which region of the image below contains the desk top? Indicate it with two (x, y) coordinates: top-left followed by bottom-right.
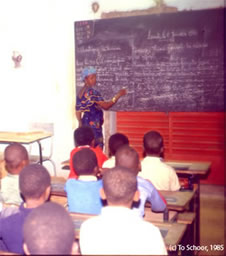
(153, 221), (187, 250)
(51, 176), (66, 195)
(159, 190), (196, 211)
(165, 160), (211, 175)
(0, 131), (52, 144)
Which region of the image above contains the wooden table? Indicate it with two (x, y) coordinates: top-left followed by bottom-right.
(50, 177), (67, 206)
(159, 190), (196, 212)
(165, 160), (211, 246)
(0, 131), (52, 164)
(165, 160), (211, 176)
(154, 221), (187, 254)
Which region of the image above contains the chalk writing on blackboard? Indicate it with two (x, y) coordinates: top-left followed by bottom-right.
(74, 8), (224, 112)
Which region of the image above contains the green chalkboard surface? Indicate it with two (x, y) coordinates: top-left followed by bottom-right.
(74, 8), (224, 111)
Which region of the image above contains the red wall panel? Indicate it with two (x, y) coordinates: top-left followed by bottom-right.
(116, 112), (224, 185)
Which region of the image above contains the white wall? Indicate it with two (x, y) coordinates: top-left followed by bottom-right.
(0, 0), (223, 176)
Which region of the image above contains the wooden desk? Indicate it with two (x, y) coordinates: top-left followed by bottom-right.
(165, 160), (211, 246)
(153, 221), (187, 253)
(50, 177), (67, 206)
(165, 160), (211, 176)
(0, 131), (52, 164)
(159, 190), (196, 212)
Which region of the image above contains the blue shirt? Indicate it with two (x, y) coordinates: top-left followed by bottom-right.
(0, 204), (33, 254)
(65, 178), (103, 215)
(133, 176), (166, 217)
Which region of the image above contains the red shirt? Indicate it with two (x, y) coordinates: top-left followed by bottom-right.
(68, 145), (108, 179)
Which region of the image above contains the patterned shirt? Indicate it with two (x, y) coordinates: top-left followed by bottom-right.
(76, 88), (104, 147)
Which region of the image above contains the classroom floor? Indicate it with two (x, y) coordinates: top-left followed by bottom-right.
(199, 184), (225, 256)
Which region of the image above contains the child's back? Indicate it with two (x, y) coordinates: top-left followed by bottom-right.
(139, 130), (180, 191)
(0, 164), (51, 254)
(68, 126), (107, 179)
(103, 132), (129, 168)
(80, 167), (167, 255)
(115, 145), (166, 217)
(65, 148), (103, 214)
(0, 143), (29, 205)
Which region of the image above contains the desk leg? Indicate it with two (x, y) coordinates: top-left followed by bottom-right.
(188, 175), (200, 246)
(195, 179), (200, 246)
(37, 140), (43, 165)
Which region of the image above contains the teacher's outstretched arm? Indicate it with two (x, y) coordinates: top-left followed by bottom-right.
(96, 88), (127, 110)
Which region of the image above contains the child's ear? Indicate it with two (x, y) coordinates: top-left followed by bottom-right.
(44, 186), (51, 201)
(20, 159), (29, 169)
(100, 187), (106, 200)
(133, 190), (140, 202)
(93, 166), (99, 176)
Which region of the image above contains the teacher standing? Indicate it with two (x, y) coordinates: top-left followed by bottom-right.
(76, 67), (127, 149)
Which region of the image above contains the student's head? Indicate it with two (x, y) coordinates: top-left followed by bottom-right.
(73, 126), (95, 147)
(115, 145), (140, 175)
(101, 166), (139, 207)
(108, 133), (129, 157)
(19, 164), (51, 203)
(72, 148), (98, 176)
(4, 143), (29, 175)
(143, 130), (164, 156)
(23, 202), (78, 255)
(82, 67), (96, 86)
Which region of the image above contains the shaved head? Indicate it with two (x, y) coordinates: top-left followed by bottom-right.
(23, 202), (76, 255)
(4, 143), (29, 174)
(115, 145), (140, 174)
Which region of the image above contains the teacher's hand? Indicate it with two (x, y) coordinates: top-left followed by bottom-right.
(117, 88), (127, 97)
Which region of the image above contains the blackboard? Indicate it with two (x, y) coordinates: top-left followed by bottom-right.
(74, 8), (224, 111)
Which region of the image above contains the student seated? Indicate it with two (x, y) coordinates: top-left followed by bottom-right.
(0, 164), (51, 254)
(139, 130), (180, 191)
(68, 126), (108, 179)
(0, 143), (29, 205)
(115, 145), (166, 217)
(80, 166), (167, 255)
(65, 148), (103, 214)
(103, 132), (129, 169)
(23, 202), (79, 255)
